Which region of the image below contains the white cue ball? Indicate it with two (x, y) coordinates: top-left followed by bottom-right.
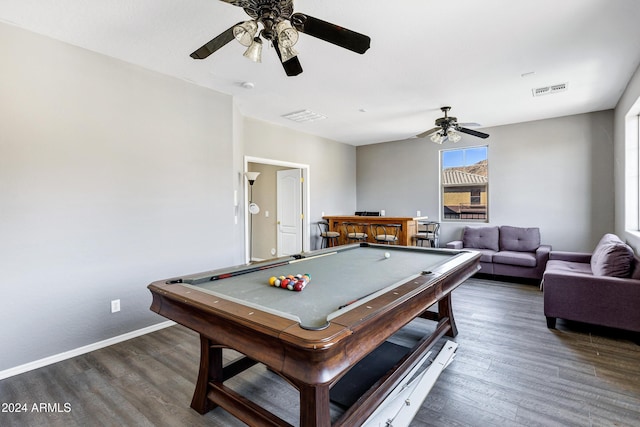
(384, 251), (391, 259)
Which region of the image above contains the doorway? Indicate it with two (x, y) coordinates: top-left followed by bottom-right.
(244, 156), (310, 263)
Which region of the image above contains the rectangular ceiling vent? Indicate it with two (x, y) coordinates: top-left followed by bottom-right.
(532, 82), (568, 97)
(282, 109), (327, 123)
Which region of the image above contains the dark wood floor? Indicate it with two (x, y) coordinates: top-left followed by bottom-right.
(2, 278), (639, 426)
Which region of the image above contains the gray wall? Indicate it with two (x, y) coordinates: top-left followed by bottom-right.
(243, 117), (357, 252)
(0, 22), (239, 371)
(0, 23), (358, 374)
(357, 111), (615, 252)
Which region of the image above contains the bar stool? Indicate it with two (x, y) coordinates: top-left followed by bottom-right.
(344, 222), (368, 243)
(317, 220), (340, 249)
(371, 223), (401, 245)
(414, 221), (440, 247)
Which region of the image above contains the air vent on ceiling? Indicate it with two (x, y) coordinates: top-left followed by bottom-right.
(282, 109), (327, 123)
(532, 82), (568, 97)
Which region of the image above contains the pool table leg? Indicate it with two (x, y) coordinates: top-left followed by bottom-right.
(191, 336), (220, 414)
(298, 383), (331, 427)
(439, 293), (458, 338)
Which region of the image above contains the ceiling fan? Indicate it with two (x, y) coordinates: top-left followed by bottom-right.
(190, 0), (371, 76)
(417, 106), (490, 144)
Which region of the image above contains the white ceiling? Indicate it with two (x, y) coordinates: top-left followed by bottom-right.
(2, 0), (640, 145)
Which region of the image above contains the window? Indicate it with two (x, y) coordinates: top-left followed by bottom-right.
(625, 111), (640, 233)
(441, 146), (488, 221)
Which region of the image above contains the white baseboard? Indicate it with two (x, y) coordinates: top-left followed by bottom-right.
(0, 320), (175, 381)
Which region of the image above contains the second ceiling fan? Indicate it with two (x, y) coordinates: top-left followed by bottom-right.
(417, 106), (490, 144)
(190, 0), (371, 76)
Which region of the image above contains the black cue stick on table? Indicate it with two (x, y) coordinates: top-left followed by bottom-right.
(165, 252), (338, 284)
(338, 291), (379, 310)
(165, 260), (294, 284)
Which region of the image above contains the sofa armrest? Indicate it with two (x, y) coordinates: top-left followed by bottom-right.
(536, 244), (552, 257)
(549, 251), (592, 263)
(447, 240), (463, 249)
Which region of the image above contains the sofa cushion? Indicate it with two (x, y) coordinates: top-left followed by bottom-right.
(493, 251), (537, 267)
(499, 226), (540, 252)
(462, 226), (499, 251)
(545, 259), (593, 275)
(590, 233), (634, 278)
(466, 248), (497, 263)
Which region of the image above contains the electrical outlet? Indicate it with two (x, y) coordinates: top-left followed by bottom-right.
(111, 299), (121, 313)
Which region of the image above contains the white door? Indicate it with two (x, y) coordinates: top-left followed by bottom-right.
(277, 169), (303, 256)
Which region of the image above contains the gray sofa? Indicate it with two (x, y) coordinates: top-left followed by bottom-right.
(447, 225), (551, 280)
(543, 233), (640, 332)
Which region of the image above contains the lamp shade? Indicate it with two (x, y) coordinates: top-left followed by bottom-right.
(245, 171), (260, 184)
(279, 45), (298, 63)
(243, 38), (263, 62)
(447, 128), (462, 142)
(233, 21), (258, 47)
(276, 21), (299, 48)
(430, 131), (445, 144)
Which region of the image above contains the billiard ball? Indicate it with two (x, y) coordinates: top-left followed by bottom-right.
(384, 251), (391, 259)
(269, 276), (277, 286)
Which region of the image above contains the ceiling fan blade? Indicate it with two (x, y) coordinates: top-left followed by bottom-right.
(290, 13), (371, 54)
(190, 22), (243, 59)
(457, 127), (490, 139)
(273, 40), (303, 76)
(416, 127), (441, 139)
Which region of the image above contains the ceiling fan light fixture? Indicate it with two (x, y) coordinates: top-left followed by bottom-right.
(275, 20), (299, 47)
(430, 131), (445, 144)
(279, 45), (299, 62)
(447, 128), (462, 143)
(243, 37), (263, 62)
(233, 20), (258, 47)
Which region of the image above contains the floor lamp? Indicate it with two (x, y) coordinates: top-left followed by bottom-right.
(245, 171), (260, 262)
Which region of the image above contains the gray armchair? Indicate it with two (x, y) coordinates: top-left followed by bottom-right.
(543, 234), (640, 332)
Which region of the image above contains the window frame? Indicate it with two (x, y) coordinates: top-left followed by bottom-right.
(440, 145), (489, 223)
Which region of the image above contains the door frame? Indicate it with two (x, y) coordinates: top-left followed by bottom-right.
(244, 156), (311, 263)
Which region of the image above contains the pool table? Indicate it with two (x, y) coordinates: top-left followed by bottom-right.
(148, 243), (480, 426)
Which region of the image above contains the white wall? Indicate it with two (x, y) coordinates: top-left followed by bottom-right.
(357, 111), (615, 252)
(0, 23), (238, 371)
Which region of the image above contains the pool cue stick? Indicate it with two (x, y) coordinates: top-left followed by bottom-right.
(207, 260), (293, 281)
(166, 260), (292, 284)
(338, 290), (380, 310)
(289, 251), (338, 263)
